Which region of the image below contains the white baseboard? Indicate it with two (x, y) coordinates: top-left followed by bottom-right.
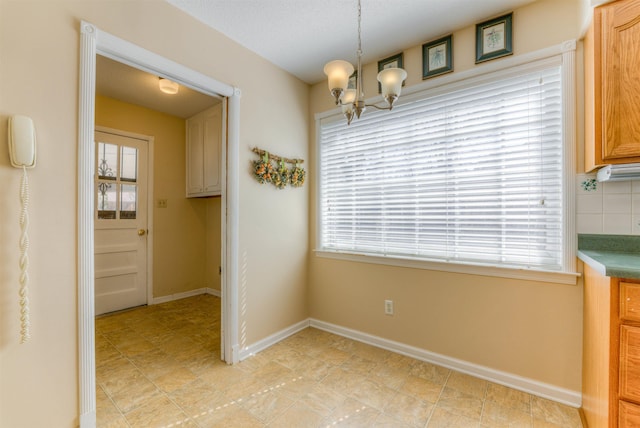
(151, 287), (221, 304)
(165, 303), (581, 408)
(152, 288), (209, 305)
(206, 287), (221, 297)
(309, 319), (582, 408)
(238, 319), (310, 361)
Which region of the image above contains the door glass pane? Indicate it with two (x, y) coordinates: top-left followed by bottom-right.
(121, 146), (138, 182)
(97, 142), (117, 180)
(97, 181), (116, 219)
(120, 184), (137, 219)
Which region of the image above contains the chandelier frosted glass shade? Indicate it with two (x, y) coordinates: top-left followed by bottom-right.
(324, 60), (355, 103)
(340, 89), (357, 112)
(377, 68), (407, 104)
(340, 89), (357, 124)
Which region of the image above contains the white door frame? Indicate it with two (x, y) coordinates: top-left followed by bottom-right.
(78, 21), (240, 427)
(94, 126), (154, 309)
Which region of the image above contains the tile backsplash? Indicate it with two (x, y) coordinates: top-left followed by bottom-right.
(576, 174), (640, 235)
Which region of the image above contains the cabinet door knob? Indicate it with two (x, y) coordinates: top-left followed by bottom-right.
(138, 229), (146, 236)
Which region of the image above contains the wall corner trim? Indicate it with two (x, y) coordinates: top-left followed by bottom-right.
(561, 39), (577, 52)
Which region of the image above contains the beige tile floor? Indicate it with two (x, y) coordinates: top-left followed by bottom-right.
(96, 294), (583, 428)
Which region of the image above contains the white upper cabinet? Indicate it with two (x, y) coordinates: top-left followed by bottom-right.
(186, 104), (222, 197)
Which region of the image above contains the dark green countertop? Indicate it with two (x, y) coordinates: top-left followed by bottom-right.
(578, 234), (640, 280)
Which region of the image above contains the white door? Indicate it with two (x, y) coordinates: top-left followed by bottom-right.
(94, 130), (149, 316)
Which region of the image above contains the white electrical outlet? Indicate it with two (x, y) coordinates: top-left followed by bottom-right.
(384, 300), (394, 315)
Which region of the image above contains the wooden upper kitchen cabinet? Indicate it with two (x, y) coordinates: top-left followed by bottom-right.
(584, 0), (640, 172)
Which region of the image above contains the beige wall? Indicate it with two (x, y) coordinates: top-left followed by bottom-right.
(309, 0), (584, 393)
(0, 0), (592, 424)
(96, 95), (221, 297)
(0, 1), (308, 426)
(205, 197), (222, 292)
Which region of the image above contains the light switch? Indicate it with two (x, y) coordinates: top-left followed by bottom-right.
(157, 199), (168, 208)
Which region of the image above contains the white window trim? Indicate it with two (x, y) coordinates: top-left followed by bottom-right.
(314, 40), (578, 285)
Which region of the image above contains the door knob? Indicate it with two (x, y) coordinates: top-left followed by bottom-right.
(137, 229), (146, 236)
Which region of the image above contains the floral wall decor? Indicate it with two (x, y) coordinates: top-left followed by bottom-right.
(251, 148), (305, 189)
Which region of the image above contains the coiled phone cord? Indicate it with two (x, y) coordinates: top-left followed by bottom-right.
(19, 166), (31, 343)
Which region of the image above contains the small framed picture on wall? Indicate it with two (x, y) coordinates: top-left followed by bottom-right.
(475, 13), (513, 63)
(422, 35), (453, 79)
(348, 71), (357, 90)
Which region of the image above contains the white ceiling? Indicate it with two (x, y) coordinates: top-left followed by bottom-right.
(97, 0), (539, 117)
(164, 0), (539, 84)
(96, 55), (220, 119)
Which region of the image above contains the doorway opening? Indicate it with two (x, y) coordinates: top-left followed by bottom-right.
(93, 55), (224, 317)
(78, 21), (240, 427)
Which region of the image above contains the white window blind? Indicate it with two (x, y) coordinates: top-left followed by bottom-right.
(319, 61), (565, 272)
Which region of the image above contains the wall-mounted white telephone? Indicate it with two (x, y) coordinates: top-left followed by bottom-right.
(7, 115), (35, 344)
(8, 115), (36, 168)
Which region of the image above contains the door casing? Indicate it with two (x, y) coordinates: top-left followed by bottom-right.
(78, 21), (241, 428)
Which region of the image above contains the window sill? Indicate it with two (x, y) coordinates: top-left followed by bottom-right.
(314, 250), (580, 285)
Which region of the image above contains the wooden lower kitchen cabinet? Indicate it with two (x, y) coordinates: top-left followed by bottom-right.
(582, 264), (640, 427)
(620, 401), (640, 427)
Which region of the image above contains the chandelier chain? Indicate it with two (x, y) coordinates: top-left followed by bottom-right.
(357, 0), (362, 55)
(356, 0), (364, 100)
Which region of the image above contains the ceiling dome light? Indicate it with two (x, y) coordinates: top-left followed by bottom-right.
(158, 78), (179, 95)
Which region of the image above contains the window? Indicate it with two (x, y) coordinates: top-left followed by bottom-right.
(96, 141), (139, 220)
(318, 57), (569, 273)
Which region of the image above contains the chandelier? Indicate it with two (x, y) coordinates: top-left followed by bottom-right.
(323, 0), (407, 125)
